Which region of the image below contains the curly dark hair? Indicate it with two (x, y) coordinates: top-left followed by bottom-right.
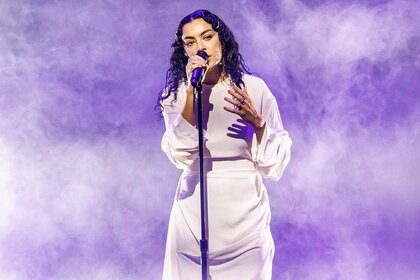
(156, 9), (251, 113)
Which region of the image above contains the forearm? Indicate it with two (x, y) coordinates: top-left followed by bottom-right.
(254, 123), (266, 144)
(253, 116), (266, 144)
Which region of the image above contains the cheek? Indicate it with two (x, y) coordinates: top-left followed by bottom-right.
(184, 48), (194, 57)
(214, 44), (223, 64)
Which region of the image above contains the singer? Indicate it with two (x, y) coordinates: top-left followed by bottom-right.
(158, 9), (292, 279)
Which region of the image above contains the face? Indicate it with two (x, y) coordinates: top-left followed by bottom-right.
(181, 18), (223, 69)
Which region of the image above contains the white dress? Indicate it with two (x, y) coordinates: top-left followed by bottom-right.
(161, 74), (292, 280)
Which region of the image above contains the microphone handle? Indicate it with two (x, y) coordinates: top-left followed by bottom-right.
(191, 67), (205, 88)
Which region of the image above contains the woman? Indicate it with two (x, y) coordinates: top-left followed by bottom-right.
(159, 9), (292, 279)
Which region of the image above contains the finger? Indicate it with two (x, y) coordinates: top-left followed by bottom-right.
(224, 97), (241, 107)
(227, 89), (244, 100)
(242, 86), (250, 98)
(232, 84), (244, 96)
(187, 62), (207, 77)
(190, 64), (206, 72)
(189, 56), (207, 65)
(223, 106), (244, 116)
(189, 60), (207, 68)
(189, 59), (206, 66)
(191, 55), (207, 64)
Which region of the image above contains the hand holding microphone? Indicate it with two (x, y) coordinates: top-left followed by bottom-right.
(185, 50), (208, 88)
(182, 50), (208, 125)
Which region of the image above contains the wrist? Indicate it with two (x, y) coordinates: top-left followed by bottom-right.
(253, 116), (266, 130)
(186, 85), (194, 96)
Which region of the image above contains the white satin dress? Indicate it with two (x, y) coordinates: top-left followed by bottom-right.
(161, 74), (292, 280)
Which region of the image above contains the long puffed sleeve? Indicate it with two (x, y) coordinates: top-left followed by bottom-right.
(161, 89), (199, 169)
(251, 81), (292, 181)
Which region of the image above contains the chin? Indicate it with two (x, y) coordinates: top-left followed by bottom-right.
(208, 60), (221, 69)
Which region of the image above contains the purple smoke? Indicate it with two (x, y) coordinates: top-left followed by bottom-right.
(0, 0), (419, 279)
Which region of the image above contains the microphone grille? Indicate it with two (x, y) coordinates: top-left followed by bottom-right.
(196, 50), (208, 61)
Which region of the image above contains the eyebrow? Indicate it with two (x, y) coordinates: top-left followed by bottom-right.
(182, 29), (214, 40)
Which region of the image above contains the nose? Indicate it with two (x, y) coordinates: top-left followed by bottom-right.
(197, 40), (206, 52)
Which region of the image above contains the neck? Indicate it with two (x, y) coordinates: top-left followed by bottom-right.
(203, 65), (223, 85)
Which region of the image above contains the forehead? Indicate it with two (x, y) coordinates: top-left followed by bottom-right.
(182, 18), (214, 38)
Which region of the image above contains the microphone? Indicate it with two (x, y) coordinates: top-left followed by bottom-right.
(190, 50), (208, 88)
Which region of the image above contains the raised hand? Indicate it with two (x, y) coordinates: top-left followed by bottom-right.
(185, 54), (208, 86)
(223, 84), (265, 129)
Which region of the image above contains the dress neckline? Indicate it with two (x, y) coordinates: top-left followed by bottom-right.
(202, 77), (233, 91)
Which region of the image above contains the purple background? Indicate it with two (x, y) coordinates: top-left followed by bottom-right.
(1, 0), (419, 279)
